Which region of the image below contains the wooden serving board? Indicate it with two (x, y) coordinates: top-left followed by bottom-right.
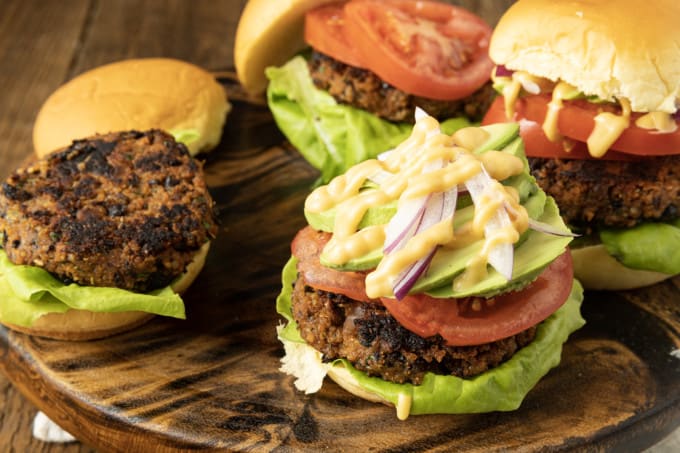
(0, 78), (679, 453)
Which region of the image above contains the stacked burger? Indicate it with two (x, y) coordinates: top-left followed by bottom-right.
(482, 0), (680, 289)
(236, 0), (497, 181)
(0, 59), (229, 340)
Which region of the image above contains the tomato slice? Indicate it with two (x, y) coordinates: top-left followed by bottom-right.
(343, 0), (493, 101)
(293, 226), (574, 347)
(512, 94), (680, 157)
(381, 251), (574, 346)
(482, 97), (643, 161)
(292, 226), (375, 303)
(305, 2), (366, 69)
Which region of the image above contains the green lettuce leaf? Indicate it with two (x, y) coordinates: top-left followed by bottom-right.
(600, 222), (680, 275)
(276, 256), (585, 415)
(169, 128), (201, 147)
(0, 250), (185, 327)
(266, 56), (471, 183)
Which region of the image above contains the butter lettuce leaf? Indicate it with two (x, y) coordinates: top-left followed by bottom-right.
(276, 256), (585, 415)
(266, 56), (470, 183)
(0, 250), (185, 327)
(600, 222), (680, 275)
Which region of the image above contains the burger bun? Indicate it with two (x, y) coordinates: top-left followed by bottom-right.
(571, 244), (672, 290)
(235, 0), (337, 95)
(489, 0), (680, 113)
(33, 58), (230, 158)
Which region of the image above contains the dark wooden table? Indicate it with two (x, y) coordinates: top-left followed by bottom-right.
(0, 1), (678, 451)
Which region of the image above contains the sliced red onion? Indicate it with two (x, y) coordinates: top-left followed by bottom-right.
(367, 168), (393, 185)
(390, 188), (458, 299)
(502, 201), (578, 237)
(393, 248), (436, 300)
(414, 106), (430, 122)
(464, 167), (514, 281)
(520, 79), (541, 95)
(384, 195), (428, 254)
(495, 65), (514, 77)
(527, 218), (579, 237)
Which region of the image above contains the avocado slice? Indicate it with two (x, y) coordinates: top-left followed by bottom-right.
(471, 122), (520, 154)
(310, 122), (573, 297)
(419, 196), (570, 298)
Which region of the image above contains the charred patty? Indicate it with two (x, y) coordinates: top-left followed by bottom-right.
(0, 129), (218, 292)
(291, 275), (537, 385)
(308, 51), (495, 123)
(529, 155), (679, 231)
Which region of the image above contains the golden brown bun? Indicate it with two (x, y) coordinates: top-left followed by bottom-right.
(235, 0), (338, 95)
(4, 242), (210, 341)
(489, 0), (680, 113)
(572, 244), (672, 290)
(33, 58), (230, 158)
(326, 366), (389, 405)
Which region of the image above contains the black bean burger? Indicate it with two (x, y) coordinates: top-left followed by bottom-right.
(277, 110), (585, 419)
(235, 0), (496, 181)
(0, 130), (218, 340)
(482, 0), (680, 289)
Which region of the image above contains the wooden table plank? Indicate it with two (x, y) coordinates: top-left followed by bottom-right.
(0, 0), (91, 178)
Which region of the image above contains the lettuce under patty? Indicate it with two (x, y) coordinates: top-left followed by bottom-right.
(600, 221), (680, 275)
(276, 256), (585, 416)
(266, 56), (471, 183)
(0, 249), (185, 327)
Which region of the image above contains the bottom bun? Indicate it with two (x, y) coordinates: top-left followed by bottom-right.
(5, 311), (155, 341)
(3, 242), (210, 341)
(327, 366), (388, 405)
(572, 244), (671, 290)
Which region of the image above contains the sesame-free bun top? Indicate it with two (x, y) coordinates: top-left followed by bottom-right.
(489, 0), (680, 113)
(33, 58), (230, 158)
(235, 0), (337, 95)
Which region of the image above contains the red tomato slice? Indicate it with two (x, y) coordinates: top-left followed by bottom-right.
(482, 97), (643, 161)
(292, 226), (375, 303)
(343, 0), (493, 101)
(305, 2), (366, 69)
(516, 94), (680, 157)
(381, 251), (574, 346)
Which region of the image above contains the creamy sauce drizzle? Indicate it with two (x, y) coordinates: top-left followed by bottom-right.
(492, 66), (677, 158)
(305, 114), (527, 298)
(636, 111), (678, 133)
(587, 98), (631, 158)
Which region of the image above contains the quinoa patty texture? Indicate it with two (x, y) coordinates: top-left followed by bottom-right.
(529, 155), (679, 230)
(291, 276), (537, 385)
(308, 51), (495, 123)
(0, 130), (218, 292)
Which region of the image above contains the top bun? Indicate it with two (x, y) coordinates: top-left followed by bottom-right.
(489, 0), (680, 113)
(33, 58), (230, 158)
(235, 0), (337, 95)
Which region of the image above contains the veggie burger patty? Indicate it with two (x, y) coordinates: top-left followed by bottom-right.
(308, 51), (496, 123)
(292, 275), (537, 385)
(529, 155), (679, 230)
(0, 129), (218, 292)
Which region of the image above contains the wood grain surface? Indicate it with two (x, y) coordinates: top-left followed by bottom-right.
(0, 1), (679, 452)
